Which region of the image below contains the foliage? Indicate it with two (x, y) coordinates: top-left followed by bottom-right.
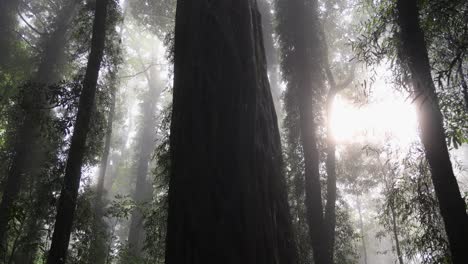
(378, 145), (451, 264)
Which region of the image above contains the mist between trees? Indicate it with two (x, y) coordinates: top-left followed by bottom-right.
(0, 0), (467, 263)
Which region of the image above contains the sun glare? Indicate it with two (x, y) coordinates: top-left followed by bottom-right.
(330, 93), (419, 146)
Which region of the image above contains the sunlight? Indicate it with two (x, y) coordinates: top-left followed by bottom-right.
(331, 93), (419, 146)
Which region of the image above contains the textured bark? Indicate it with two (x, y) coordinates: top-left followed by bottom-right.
(127, 65), (163, 257)
(165, 1), (297, 264)
(396, 0), (468, 263)
(0, 1), (78, 258)
(46, 0), (109, 262)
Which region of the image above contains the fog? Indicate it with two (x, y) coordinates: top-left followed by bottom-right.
(0, 0), (467, 263)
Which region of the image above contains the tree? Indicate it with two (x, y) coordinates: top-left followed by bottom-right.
(0, 0), (79, 258)
(165, 1), (297, 263)
(275, 0), (333, 262)
(127, 59), (164, 258)
(395, 0), (468, 262)
(46, 0), (110, 262)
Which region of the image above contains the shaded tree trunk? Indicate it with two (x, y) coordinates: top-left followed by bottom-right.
(276, 0), (331, 263)
(165, 1), (297, 264)
(46, 0), (109, 262)
(396, 0), (468, 263)
(0, 0), (78, 259)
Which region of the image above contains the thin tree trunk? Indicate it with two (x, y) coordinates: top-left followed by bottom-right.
(458, 62), (468, 111)
(390, 202), (404, 264)
(165, 1), (297, 264)
(46, 0), (109, 262)
(356, 196), (368, 264)
(396, 0), (468, 263)
(95, 83), (116, 213)
(0, 1), (78, 259)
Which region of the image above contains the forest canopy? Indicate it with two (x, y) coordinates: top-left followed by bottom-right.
(0, 0), (467, 264)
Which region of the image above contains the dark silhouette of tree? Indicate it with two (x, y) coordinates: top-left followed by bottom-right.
(165, 1), (297, 263)
(276, 0), (336, 262)
(46, 0), (110, 262)
(396, 0), (468, 262)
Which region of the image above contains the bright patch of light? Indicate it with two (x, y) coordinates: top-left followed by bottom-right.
(331, 94), (418, 146)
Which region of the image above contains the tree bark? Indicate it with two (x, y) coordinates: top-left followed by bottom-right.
(396, 0), (468, 263)
(0, 0), (78, 259)
(46, 0), (109, 262)
(165, 1), (297, 264)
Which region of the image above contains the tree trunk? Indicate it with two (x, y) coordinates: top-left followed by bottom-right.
(389, 203), (404, 264)
(396, 0), (468, 263)
(275, 0), (333, 262)
(458, 62), (468, 111)
(165, 1), (297, 264)
(127, 65), (163, 257)
(324, 88), (337, 264)
(356, 196), (368, 264)
(46, 0), (109, 262)
(0, 0), (78, 259)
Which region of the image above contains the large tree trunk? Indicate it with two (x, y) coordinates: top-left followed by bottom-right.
(127, 65), (163, 257)
(165, 1), (297, 264)
(46, 0), (109, 262)
(0, 0), (78, 259)
(396, 0), (468, 263)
